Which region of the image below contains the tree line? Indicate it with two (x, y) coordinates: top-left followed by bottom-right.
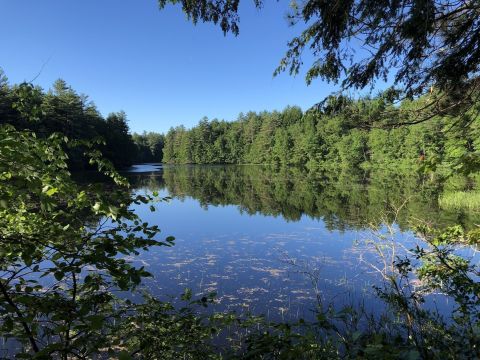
(0, 71), (164, 169)
(3, 69), (476, 175)
(162, 95), (480, 177)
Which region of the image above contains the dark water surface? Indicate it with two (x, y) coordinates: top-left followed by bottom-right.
(124, 164), (478, 320)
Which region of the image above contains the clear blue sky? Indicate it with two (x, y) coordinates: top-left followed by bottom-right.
(1, 0), (337, 133)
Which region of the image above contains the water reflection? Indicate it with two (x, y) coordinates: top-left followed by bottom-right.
(128, 164), (477, 230)
(125, 165), (476, 320)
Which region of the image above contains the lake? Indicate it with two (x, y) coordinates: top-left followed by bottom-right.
(124, 164), (479, 321)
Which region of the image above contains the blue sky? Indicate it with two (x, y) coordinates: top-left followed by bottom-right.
(1, 0), (337, 133)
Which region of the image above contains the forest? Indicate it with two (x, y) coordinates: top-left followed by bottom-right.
(3, 68), (477, 180)
(0, 72), (164, 169)
(162, 96), (480, 178)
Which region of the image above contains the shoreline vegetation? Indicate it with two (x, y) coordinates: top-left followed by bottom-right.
(4, 72), (480, 183)
(160, 96), (480, 179)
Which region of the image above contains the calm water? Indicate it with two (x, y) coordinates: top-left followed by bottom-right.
(124, 164), (478, 320)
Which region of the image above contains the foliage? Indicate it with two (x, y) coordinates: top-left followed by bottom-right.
(118, 292), (223, 360)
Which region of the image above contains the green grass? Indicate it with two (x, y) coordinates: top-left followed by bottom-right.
(439, 191), (480, 211)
